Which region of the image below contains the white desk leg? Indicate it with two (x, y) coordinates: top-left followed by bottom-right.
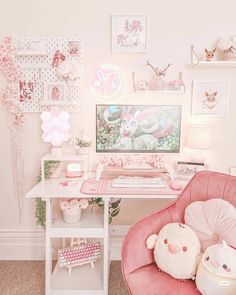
(103, 197), (110, 295)
(45, 199), (52, 295)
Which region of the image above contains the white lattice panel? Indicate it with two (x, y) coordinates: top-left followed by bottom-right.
(13, 37), (85, 113)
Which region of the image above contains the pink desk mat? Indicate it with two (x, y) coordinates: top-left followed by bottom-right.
(80, 172), (183, 195)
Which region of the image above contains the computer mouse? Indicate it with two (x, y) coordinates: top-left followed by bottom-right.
(169, 180), (183, 190)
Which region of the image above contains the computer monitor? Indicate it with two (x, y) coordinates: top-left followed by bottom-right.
(96, 105), (181, 153)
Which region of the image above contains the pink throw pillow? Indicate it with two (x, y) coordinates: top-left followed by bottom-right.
(185, 199), (236, 252)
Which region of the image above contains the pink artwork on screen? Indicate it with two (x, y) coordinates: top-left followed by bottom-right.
(117, 19), (143, 47)
(19, 80), (34, 102)
(103, 106), (173, 151)
(96, 105), (181, 152)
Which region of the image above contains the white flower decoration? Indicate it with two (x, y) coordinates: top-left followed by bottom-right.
(231, 36), (236, 48)
(57, 60), (84, 81)
(79, 199), (89, 209)
(218, 37), (232, 50)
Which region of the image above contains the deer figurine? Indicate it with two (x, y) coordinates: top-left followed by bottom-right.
(146, 60), (172, 90)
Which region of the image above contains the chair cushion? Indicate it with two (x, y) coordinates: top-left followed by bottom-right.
(126, 263), (200, 295)
(185, 199), (236, 252)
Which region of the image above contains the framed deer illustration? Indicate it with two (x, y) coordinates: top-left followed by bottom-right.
(96, 105), (181, 153)
(192, 81), (229, 116)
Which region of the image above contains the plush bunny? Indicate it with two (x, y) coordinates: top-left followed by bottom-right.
(146, 223), (201, 279)
(196, 241), (236, 295)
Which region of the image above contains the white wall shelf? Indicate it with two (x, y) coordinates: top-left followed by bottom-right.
(133, 89), (185, 94)
(188, 60), (236, 68)
(189, 45), (236, 68)
(15, 50), (48, 56)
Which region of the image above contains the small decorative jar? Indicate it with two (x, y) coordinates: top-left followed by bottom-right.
(60, 199), (89, 224)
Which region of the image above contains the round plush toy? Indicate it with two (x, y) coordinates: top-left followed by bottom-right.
(196, 241), (236, 295)
(146, 223), (201, 279)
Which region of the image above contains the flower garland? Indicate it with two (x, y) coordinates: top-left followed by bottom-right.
(0, 36), (25, 222)
(0, 36), (24, 127)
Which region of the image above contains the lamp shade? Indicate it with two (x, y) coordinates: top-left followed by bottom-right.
(187, 126), (212, 150)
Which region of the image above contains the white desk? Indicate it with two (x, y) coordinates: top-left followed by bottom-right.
(27, 171), (185, 295)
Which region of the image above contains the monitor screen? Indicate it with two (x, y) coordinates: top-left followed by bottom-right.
(96, 105), (181, 153)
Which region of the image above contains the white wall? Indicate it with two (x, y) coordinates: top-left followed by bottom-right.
(0, 0), (236, 240)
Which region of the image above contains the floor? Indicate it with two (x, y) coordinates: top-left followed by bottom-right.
(0, 260), (129, 295)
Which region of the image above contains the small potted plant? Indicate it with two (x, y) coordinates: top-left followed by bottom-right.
(75, 138), (91, 155)
(70, 130), (91, 155)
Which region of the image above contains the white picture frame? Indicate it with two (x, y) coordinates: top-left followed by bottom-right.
(111, 14), (148, 53)
(43, 82), (67, 105)
(192, 81), (230, 116)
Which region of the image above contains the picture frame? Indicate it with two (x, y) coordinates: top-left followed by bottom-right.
(96, 104), (181, 153)
(175, 161), (205, 176)
(19, 80), (34, 102)
(42, 82), (67, 105)
(111, 14), (148, 53)
(192, 81), (229, 116)
(68, 40), (80, 56)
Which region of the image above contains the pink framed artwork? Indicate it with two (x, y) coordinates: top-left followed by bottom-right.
(111, 15), (148, 53)
(68, 41), (80, 56)
(43, 82), (67, 105)
(19, 80), (34, 102)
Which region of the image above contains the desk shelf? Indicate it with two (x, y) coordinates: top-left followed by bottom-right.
(51, 210), (104, 238)
(42, 153), (89, 162)
(26, 153), (185, 295)
(26, 177), (85, 199)
(51, 256), (103, 295)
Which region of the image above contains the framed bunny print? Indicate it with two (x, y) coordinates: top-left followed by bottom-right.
(192, 81), (229, 116)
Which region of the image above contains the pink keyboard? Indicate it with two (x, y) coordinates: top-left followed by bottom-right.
(58, 242), (101, 268)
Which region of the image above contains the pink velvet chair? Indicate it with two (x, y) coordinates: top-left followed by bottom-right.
(121, 171), (236, 295)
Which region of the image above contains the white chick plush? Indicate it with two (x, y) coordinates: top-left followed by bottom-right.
(196, 241), (236, 295)
(146, 223), (201, 279)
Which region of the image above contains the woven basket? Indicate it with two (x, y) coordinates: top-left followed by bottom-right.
(223, 47), (236, 61)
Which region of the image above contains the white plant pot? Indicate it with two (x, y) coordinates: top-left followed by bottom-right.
(62, 207), (81, 224)
(77, 147), (89, 155)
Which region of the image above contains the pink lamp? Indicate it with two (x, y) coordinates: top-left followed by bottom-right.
(187, 125), (212, 162)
